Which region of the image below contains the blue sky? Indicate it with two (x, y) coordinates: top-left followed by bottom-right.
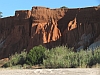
(0, 0), (100, 17)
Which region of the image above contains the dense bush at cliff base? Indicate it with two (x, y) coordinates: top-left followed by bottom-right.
(26, 45), (46, 65)
(43, 46), (100, 68)
(2, 45), (100, 68)
(2, 50), (27, 68)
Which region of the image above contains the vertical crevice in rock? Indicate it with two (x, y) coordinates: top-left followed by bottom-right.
(29, 17), (32, 37)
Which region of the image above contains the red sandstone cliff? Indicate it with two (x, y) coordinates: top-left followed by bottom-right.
(0, 6), (100, 58)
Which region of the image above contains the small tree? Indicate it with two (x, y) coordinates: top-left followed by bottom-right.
(60, 6), (68, 9)
(26, 45), (46, 65)
(0, 12), (2, 18)
(98, 4), (100, 6)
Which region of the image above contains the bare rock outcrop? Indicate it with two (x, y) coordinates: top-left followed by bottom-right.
(0, 6), (100, 58)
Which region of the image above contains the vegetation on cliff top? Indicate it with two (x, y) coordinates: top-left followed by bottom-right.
(0, 12), (2, 18)
(60, 6), (68, 9)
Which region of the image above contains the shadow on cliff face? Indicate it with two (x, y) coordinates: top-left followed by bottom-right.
(44, 9), (79, 49)
(45, 8), (100, 50)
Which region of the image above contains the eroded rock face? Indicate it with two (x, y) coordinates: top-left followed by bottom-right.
(0, 6), (100, 58)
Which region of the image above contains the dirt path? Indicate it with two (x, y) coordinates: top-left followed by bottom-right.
(0, 68), (100, 75)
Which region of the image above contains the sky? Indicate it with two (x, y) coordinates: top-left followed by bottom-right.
(0, 0), (100, 17)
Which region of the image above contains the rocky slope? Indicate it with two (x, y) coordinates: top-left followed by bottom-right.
(0, 6), (100, 59)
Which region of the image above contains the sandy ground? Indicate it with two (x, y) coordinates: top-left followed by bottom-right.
(0, 68), (100, 75)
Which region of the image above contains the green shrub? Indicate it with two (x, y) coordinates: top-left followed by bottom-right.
(88, 48), (100, 67)
(43, 46), (100, 68)
(64, 49), (99, 68)
(43, 46), (73, 68)
(69, 50), (91, 68)
(26, 45), (46, 65)
(2, 50), (27, 68)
